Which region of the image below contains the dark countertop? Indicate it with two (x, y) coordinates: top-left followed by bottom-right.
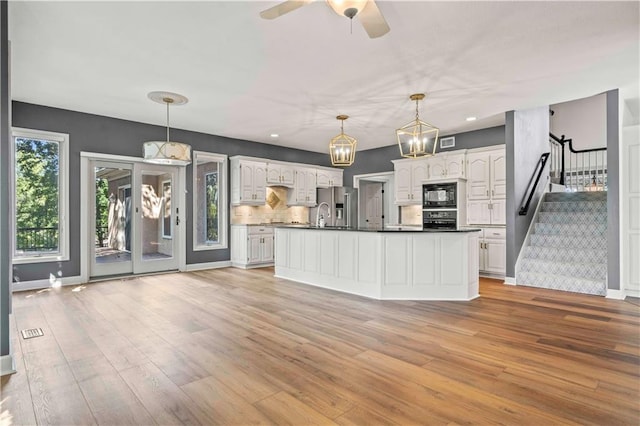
(273, 225), (482, 233)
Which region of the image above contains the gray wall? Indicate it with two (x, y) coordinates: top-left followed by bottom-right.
(11, 101), (332, 281)
(505, 107), (550, 278)
(606, 89), (620, 290)
(1, 0), (11, 362)
(343, 125), (505, 185)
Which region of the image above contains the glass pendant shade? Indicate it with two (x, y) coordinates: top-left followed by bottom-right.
(329, 115), (357, 167)
(396, 93), (439, 159)
(143, 91), (192, 166)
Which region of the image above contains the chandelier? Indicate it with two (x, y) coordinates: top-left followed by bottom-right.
(329, 115), (357, 167)
(396, 93), (439, 159)
(143, 91), (192, 166)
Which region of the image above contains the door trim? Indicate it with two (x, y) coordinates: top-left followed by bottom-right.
(80, 152), (188, 283)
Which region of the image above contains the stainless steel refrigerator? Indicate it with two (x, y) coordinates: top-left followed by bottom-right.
(310, 187), (358, 228)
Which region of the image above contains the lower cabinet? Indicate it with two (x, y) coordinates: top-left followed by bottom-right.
(231, 225), (274, 268)
(478, 227), (506, 276)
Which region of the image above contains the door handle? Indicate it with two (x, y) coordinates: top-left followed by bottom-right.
(176, 216), (180, 226)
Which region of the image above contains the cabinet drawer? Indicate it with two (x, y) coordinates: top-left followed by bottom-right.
(483, 227), (506, 239)
(248, 226), (274, 235)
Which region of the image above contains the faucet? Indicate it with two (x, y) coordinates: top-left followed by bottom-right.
(316, 202), (331, 227)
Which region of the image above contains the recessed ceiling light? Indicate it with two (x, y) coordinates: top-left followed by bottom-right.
(270, 133), (279, 138)
(466, 116), (477, 122)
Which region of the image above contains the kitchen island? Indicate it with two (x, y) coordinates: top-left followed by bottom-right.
(274, 227), (481, 300)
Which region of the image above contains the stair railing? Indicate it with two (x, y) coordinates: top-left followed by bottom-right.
(519, 152), (550, 216)
(549, 133), (607, 192)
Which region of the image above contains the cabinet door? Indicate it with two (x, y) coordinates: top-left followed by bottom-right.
(479, 241), (486, 272)
(261, 235), (274, 262)
(428, 157), (446, 179)
(490, 199), (506, 225)
(247, 235), (262, 264)
(467, 154), (491, 200)
(305, 169), (317, 204)
(484, 238), (506, 274)
(411, 161), (428, 202)
(467, 200), (492, 225)
(280, 165), (295, 187)
(316, 169), (331, 188)
(266, 166), (281, 185)
(490, 153), (506, 199)
(394, 163), (412, 203)
(446, 154), (465, 179)
(329, 170), (343, 187)
(240, 162), (256, 202)
(253, 163), (267, 202)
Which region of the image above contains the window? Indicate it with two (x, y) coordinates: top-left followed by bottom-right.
(193, 151), (227, 250)
(12, 128), (69, 263)
(162, 180), (172, 239)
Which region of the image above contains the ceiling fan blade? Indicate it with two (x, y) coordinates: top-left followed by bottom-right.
(359, 0), (390, 38)
(260, 0), (313, 20)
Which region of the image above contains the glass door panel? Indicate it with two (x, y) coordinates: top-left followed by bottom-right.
(91, 161), (133, 277)
(134, 164), (179, 274)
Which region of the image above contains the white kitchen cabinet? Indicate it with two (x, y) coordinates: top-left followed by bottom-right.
(316, 168), (343, 188)
(230, 158), (267, 205)
(231, 225), (274, 268)
(266, 163), (295, 187)
(478, 227), (506, 276)
(426, 152), (466, 180)
(393, 158), (428, 205)
(465, 147), (506, 225)
(287, 167), (317, 206)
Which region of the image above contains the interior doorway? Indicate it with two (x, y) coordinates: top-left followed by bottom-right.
(363, 182), (384, 229)
(88, 158), (182, 279)
(353, 172), (398, 228)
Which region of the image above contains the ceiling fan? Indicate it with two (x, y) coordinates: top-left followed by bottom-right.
(260, 0), (390, 39)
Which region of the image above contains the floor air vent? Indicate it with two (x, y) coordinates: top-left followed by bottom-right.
(21, 328), (44, 339)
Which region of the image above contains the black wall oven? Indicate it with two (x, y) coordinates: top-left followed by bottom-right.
(423, 210), (457, 230)
(423, 182), (457, 209)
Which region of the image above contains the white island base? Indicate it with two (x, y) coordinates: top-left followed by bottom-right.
(274, 228), (480, 301)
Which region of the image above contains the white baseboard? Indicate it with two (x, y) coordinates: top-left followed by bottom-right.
(184, 261), (232, 272)
(230, 262), (274, 270)
(504, 276), (516, 286)
(0, 354), (16, 376)
(624, 288), (639, 299)
(606, 288), (627, 300)
(12, 275), (83, 293)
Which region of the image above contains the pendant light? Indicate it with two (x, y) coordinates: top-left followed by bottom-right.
(396, 93), (439, 159)
(329, 115), (357, 167)
(142, 91), (192, 166)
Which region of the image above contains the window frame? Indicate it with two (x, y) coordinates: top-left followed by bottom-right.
(192, 151), (228, 251)
(11, 127), (70, 264)
(161, 179), (172, 239)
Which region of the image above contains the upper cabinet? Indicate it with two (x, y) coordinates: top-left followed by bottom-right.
(393, 158), (428, 205)
(426, 152), (466, 180)
(316, 168), (343, 188)
(466, 147), (506, 225)
(287, 167), (317, 206)
(231, 158), (267, 205)
(266, 163), (295, 187)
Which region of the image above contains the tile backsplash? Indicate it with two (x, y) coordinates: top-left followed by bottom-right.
(231, 187), (309, 224)
(401, 205), (423, 225)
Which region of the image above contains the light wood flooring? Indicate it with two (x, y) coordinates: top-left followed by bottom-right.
(2, 268), (639, 425)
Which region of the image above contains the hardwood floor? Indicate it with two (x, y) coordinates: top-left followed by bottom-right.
(2, 268), (639, 425)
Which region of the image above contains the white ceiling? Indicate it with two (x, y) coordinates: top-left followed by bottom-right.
(8, 1), (640, 153)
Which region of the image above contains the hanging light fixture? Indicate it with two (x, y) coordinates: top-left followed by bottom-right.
(329, 115), (357, 167)
(143, 91), (192, 166)
(396, 93), (439, 159)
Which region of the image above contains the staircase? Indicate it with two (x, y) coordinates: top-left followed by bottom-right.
(517, 191), (607, 296)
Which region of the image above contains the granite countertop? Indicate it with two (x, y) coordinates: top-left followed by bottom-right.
(273, 225), (482, 233)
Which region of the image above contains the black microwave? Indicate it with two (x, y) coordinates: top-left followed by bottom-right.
(423, 182), (457, 209)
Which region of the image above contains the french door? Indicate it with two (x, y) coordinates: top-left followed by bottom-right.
(90, 160), (180, 278)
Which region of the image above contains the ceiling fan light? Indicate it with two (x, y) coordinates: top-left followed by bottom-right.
(326, 0), (368, 17)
